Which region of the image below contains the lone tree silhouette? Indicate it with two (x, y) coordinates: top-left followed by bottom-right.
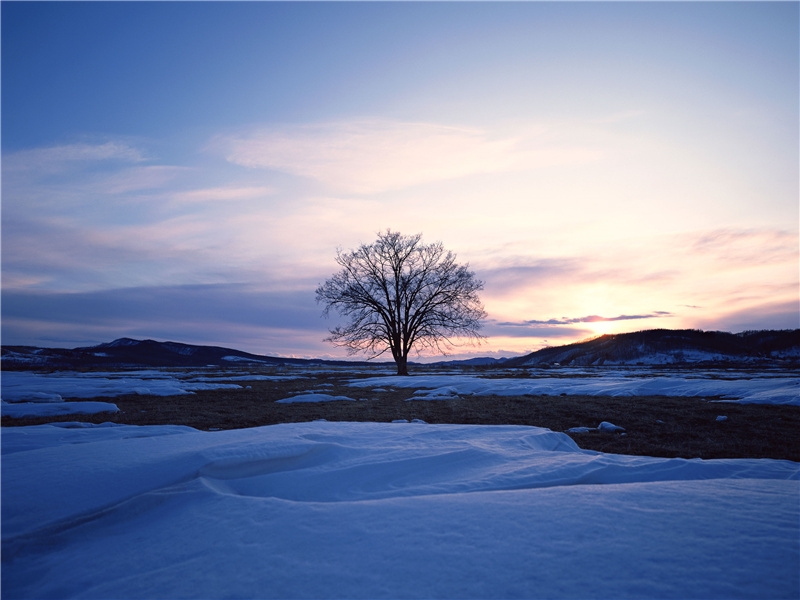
(316, 230), (486, 375)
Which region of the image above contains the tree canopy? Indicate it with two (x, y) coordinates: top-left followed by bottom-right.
(316, 230), (486, 375)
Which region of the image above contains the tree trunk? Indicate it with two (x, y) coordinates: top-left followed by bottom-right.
(395, 356), (409, 376)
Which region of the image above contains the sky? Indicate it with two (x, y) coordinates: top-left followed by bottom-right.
(2, 1), (798, 361)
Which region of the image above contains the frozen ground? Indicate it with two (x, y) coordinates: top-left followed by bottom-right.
(0, 370), (308, 417)
(2, 420), (798, 599)
(2, 367), (797, 418)
(349, 371), (800, 405)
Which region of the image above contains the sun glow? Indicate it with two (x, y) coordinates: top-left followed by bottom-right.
(586, 319), (618, 338)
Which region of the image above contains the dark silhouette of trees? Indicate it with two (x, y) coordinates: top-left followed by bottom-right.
(316, 230), (486, 375)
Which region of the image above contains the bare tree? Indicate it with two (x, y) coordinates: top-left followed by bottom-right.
(316, 230), (486, 375)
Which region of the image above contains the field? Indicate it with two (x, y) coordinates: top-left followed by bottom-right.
(3, 365), (799, 599)
(3, 365), (798, 461)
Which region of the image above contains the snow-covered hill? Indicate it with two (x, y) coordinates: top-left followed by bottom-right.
(1, 338), (377, 370)
(3, 329), (798, 370)
(505, 329), (800, 367)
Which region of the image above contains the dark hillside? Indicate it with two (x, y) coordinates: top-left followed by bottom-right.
(503, 329), (800, 367)
(0, 338), (385, 370)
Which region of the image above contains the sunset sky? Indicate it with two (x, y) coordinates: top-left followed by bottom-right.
(2, 1), (798, 361)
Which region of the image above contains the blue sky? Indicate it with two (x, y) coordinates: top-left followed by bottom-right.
(2, 1), (798, 359)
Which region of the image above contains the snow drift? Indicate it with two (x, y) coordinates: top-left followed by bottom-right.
(2, 421), (798, 599)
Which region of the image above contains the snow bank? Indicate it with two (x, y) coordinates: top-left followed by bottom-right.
(0, 371), (249, 418)
(2, 421), (797, 599)
(350, 372), (800, 405)
(1, 422), (198, 455)
(1, 401), (120, 418)
(1, 371), (242, 402)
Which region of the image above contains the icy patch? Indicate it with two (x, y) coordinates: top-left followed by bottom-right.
(275, 393), (361, 403)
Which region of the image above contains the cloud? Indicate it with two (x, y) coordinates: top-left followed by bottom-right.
(699, 300), (799, 333)
(3, 141), (146, 173)
(212, 119), (600, 194)
(482, 321), (592, 339)
(97, 166), (191, 195)
(687, 228), (798, 267)
(478, 260), (584, 295)
(1, 284), (329, 355)
(500, 312), (673, 327)
(171, 186), (276, 204)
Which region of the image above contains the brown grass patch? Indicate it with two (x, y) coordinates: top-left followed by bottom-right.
(3, 370), (798, 461)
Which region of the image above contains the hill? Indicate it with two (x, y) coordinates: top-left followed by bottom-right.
(503, 329), (800, 367)
(3, 329), (798, 370)
(0, 338), (382, 370)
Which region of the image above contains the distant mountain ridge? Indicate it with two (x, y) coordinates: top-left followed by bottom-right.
(0, 338), (379, 370)
(503, 329), (800, 367)
(2, 329), (798, 370)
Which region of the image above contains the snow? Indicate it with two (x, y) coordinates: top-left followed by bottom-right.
(598, 421), (625, 432)
(1, 371), (242, 402)
(1, 400), (120, 418)
(565, 422), (625, 433)
(275, 393), (362, 403)
(193, 374), (307, 382)
(105, 338), (139, 347)
(567, 426), (594, 433)
(2, 421), (798, 599)
(222, 355), (269, 362)
(0, 370), (247, 417)
(407, 385), (463, 401)
(524, 347), (800, 366)
(349, 371), (800, 405)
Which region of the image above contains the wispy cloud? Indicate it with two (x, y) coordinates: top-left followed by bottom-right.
(1, 284), (325, 355)
(481, 321), (592, 339)
(688, 228), (798, 267)
(499, 312), (672, 327)
(171, 186), (276, 204)
(97, 166), (191, 195)
(3, 141), (146, 173)
(212, 119), (600, 194)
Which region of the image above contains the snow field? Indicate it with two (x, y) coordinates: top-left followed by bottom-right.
(2, 367), (797, 417)
(1, 401), (121, 418)
(0, 370), (309, 417)
(2, 421), (798, 599)
(349, 372), (800, 405)
(275, 393), (364, 403)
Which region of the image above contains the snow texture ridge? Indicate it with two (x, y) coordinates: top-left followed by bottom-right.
(2, 421), (798, 599)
